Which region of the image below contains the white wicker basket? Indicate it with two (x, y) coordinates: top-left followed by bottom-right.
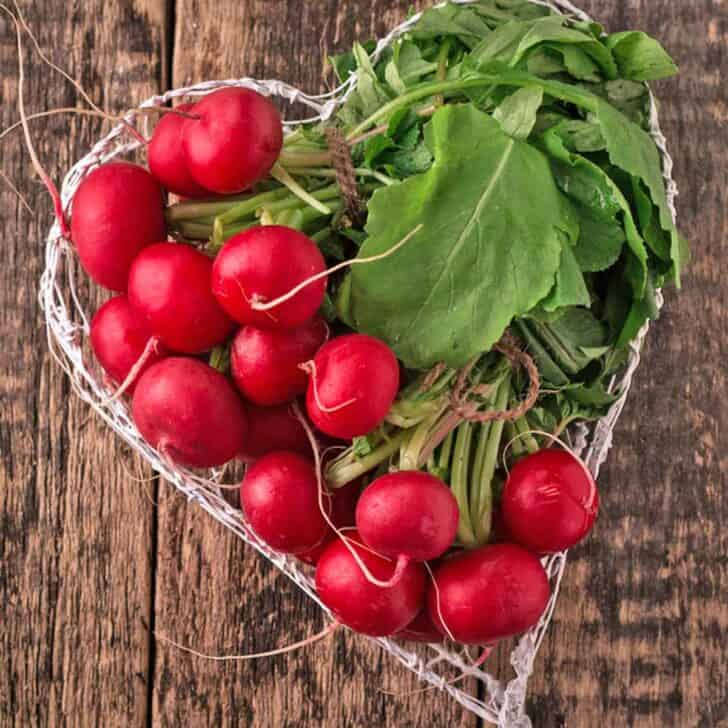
(39, 1), (678, 725)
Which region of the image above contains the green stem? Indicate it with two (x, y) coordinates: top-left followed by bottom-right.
(438, 430), (455, 471)
(514, 415), (539, 455)
(270, 162), (332, 214)
(209, 345), (230, 374)
(469, 422), (492, 521)
(310, 226), (333, 244)
(473, 376), (510, 546)
(278, 149), (331, 168)
(214, 187), (292, 226)
(451, 421), (476, 548)
(505, 421), (524, 457)
(326, 430), (408, 488)
(289, 167), (397, 186)
(260, 184), (340, 215)
(434, 38), (452, 107)
(346, 74), (597, 138)
(205, 220), (260, 251)
(165, 193), (260, 222)
(398, 401), (451, 470)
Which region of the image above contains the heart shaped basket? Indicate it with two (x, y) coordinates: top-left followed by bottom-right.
(39, 0), (679, 725)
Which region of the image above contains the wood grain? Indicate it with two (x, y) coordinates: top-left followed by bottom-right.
(151, 3), (478, 727)
(521, 1), (728, 726)
(1, 1), (726, 727)
(0, 1), (164, 726)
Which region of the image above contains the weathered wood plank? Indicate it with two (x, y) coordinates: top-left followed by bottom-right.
(152, 2), (480, 727)
(0, 2), (166, 725)
(521, 1), (728, 726)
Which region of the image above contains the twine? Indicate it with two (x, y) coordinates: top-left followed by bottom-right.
(38, 1), (678, 726)
(324, 125), (365, 226)
(451, 332), (540, 424)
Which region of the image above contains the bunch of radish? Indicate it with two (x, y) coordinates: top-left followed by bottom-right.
(75, 86), (600, 651)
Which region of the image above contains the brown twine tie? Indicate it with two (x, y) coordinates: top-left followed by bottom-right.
(324, 126), (364, 226)
(450, 331), (540, 423)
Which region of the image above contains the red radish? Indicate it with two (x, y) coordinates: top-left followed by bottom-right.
(71, 162), (165, 291)
(315, 531), (426, 636)
(427, 543), (550, 645)
(231, 317), (327, 406)
(355, 472), (458, 583)
(305, 334), (400, 440)
(240, 403), (310, 459)
(396, 609), (444, 644)
(90, 295), (166, 394)
(297, 478), (364, 566)
(212, 226), (327, 329)
(148, 103), (209, 198)
(182, 87), (283, 194)
(132, 357), (248, 468)
(241, 451), (331, 555)
(128, 242), (234, 353)
(501, 449), (599, 554)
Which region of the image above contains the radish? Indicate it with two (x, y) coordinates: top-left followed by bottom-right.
(240, 451), (331, 555)
(304, 334), (400, 440)
(356, 471), (459, 577)
(231, 317), (327, 406)
(132, 357), (248, 468)
(148, 103), (209, 198)
(315, 531), (426, 636)
(396, 609), (443, 644)
(128, 242), (234, 353)
(182, 87), (283, 194)
(501, 449), (599, 554)
(71, 162), (165, 291)
(211, 226), (327, 329)
(240, 403), (311, 459)
(89, 295), (166, 394)
(427, 543), (550, 645)
(297, 478), (364, 566)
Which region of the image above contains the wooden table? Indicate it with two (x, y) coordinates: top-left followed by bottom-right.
(1, 1), (726, 726)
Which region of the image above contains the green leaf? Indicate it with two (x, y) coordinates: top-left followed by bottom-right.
(606, 31), (678, 81)
(350, 104), (568, 368)
(525, 306), (608, 375)
(550, 119), (606, 153)
(493, 86), (544, 139)
(526, 47), (567, 77)
(385, 40), (438, 94)
(595, 98), (684, 285)
(363, 134), (396, 167)
(328, 41), (376, 83)
(410, 4), (493, 48)
(540, 126), (646, 292)
(573, 207), (626, 272)
(540, 233), (591, 311)
(512, 16), (617, 78)
(390, 141), (433, 178)
(469, 16), (617, 78)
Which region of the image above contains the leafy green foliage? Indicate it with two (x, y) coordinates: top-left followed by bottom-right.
(281, 1), (687, 451)
(606, 31), (678, 81)
(350, 104), (573, 368)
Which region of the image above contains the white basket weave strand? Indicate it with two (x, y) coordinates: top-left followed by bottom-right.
(39, 1), (678, 725)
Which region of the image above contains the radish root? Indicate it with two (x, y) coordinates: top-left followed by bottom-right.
(249, 223), (424, 313)
(299, 360), (357, 414)
(102, 336), (162, 403)
(1, 3), (69, 236)
(292, 402), (408, 589)
(155, 619), (337, 662)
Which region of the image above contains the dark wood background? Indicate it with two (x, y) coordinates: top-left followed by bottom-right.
(1, 1), (725, 726)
